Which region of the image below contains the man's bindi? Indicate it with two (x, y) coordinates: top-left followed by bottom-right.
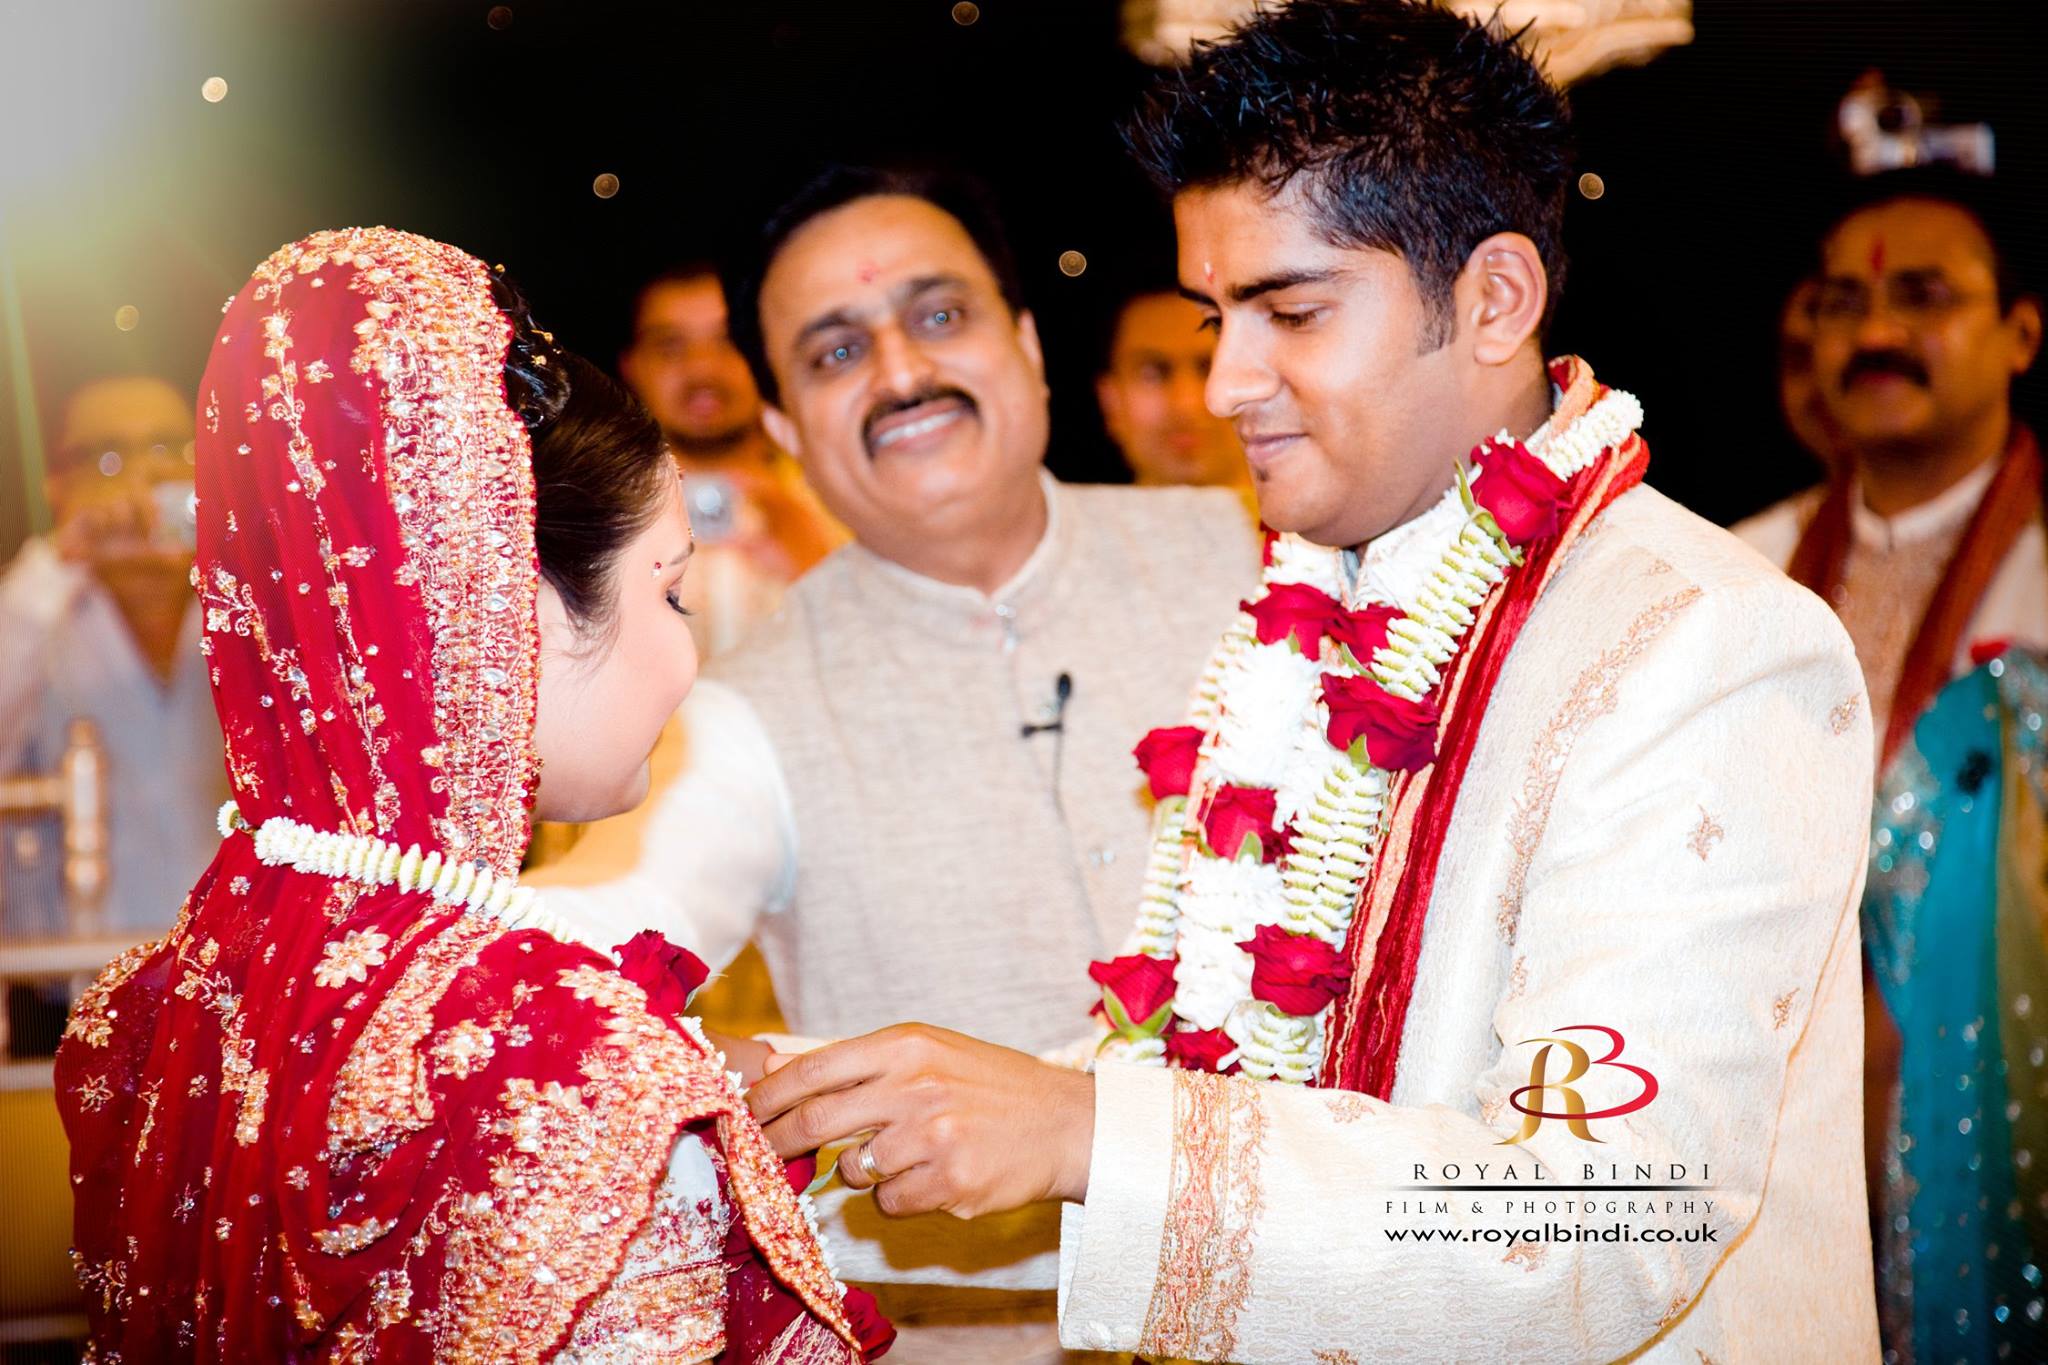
(857, 261), (879, 285)
(1869, 237), (1886, 276)
(1203, 261), (1215, 284)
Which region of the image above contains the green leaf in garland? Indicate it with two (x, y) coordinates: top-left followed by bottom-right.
(1470, 507), (1525, 566)
(1101, 987), (1177, 1043)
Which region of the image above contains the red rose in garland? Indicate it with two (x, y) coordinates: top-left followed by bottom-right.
(1237, 923), (1352, 1016)
(1166, 1026), (1242, 1073)
(1088, 953), (1177, 1035)
(1203, 784), (1281, 862)
(1327, 602), (1400, 667)
(1472, 436), (1568, 546)
(612, 929), (710, 1018)
(1244, 584), (1399, 669)
(1242, 582), (1342, 656)
(1322, 673), (1440, 772)
(1133, 725), (1205, 801)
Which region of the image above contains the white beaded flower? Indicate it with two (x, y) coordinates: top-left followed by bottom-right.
(1208, 644), (1323, 788)
(1172, 932), (1256, 1032)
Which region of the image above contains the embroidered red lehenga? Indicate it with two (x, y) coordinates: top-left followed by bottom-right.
(53, 228), (881, 1362)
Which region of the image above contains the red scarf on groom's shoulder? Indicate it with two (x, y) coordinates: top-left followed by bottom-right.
(1323, 357), (1650, 1096)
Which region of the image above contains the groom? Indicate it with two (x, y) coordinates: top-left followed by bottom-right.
(750, 1), (1882, 1359)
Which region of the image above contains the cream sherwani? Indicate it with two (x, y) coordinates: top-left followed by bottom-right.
(1060, 484), (1881, 1362)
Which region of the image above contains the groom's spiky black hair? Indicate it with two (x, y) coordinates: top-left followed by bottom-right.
(1124, 0), (1574, 343)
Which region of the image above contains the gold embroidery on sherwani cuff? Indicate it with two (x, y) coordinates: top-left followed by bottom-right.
(1496, 587), (1704, 944)
(1139, 1071), (1268, 1361)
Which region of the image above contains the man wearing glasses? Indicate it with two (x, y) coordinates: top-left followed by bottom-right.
(1734, 168), (2044, 1356)
(1736, 168), (2042, 757)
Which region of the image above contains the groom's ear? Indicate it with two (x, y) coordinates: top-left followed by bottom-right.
(1458, 231), (1548, 368)
(761, 405), (801, 458)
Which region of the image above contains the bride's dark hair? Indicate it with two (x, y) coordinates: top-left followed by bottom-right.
(492, 274), (672, 633)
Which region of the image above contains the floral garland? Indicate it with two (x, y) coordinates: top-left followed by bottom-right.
(217, 797), (553, 914)
(1089, 386), (1644, 1084)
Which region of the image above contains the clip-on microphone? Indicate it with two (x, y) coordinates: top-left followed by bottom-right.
(1021, 672), (1073, 739)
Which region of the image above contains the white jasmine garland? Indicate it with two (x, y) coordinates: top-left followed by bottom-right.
(1172, 933), (1256, 1031)
(1531, 388), (1643, 479)
(1206, 643), (1323, 788)
(1264, 534), (1347, 599)
(1228, 1000), (1322, 1083)
(1177, 856), (1286, 939)
(1114, 547), (1331, 962)
(1278, 757), (1388, 949)
(215, 798), (594, 950)
(1270, 702), (1348, 832)
(1129, 798), (1190, 956)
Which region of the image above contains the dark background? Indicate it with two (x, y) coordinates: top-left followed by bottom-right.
(2, 0), (2042, 557)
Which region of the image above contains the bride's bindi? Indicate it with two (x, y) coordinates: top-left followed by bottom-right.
(857, 261), (879, 285)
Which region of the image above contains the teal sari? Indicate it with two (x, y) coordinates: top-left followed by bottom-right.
(1866, 649), (2048, 1364)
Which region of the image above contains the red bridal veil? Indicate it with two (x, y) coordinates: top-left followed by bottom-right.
(53, 228), (873, 1362)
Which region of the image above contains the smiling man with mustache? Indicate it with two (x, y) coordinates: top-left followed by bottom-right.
(1738, 171), (2043, 761)
(530, 163), (1259, 1360)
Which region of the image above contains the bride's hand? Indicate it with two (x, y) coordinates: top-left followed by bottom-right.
(702, 1027), (773, 1087)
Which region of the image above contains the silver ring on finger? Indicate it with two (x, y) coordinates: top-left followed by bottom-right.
(856, 1139), (889, 1186)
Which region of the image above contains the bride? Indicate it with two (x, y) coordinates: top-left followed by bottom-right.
(53, 228), (889, 1362)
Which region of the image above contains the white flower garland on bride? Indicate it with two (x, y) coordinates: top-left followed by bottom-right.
(212, 799), (600, 946)
(1103, 385), (1642, 1085)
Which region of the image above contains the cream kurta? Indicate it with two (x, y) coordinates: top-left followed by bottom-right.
(1061, 484), (1880, 1362)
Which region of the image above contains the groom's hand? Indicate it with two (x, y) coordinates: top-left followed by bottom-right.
(746, 1023), (1094, 1219)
